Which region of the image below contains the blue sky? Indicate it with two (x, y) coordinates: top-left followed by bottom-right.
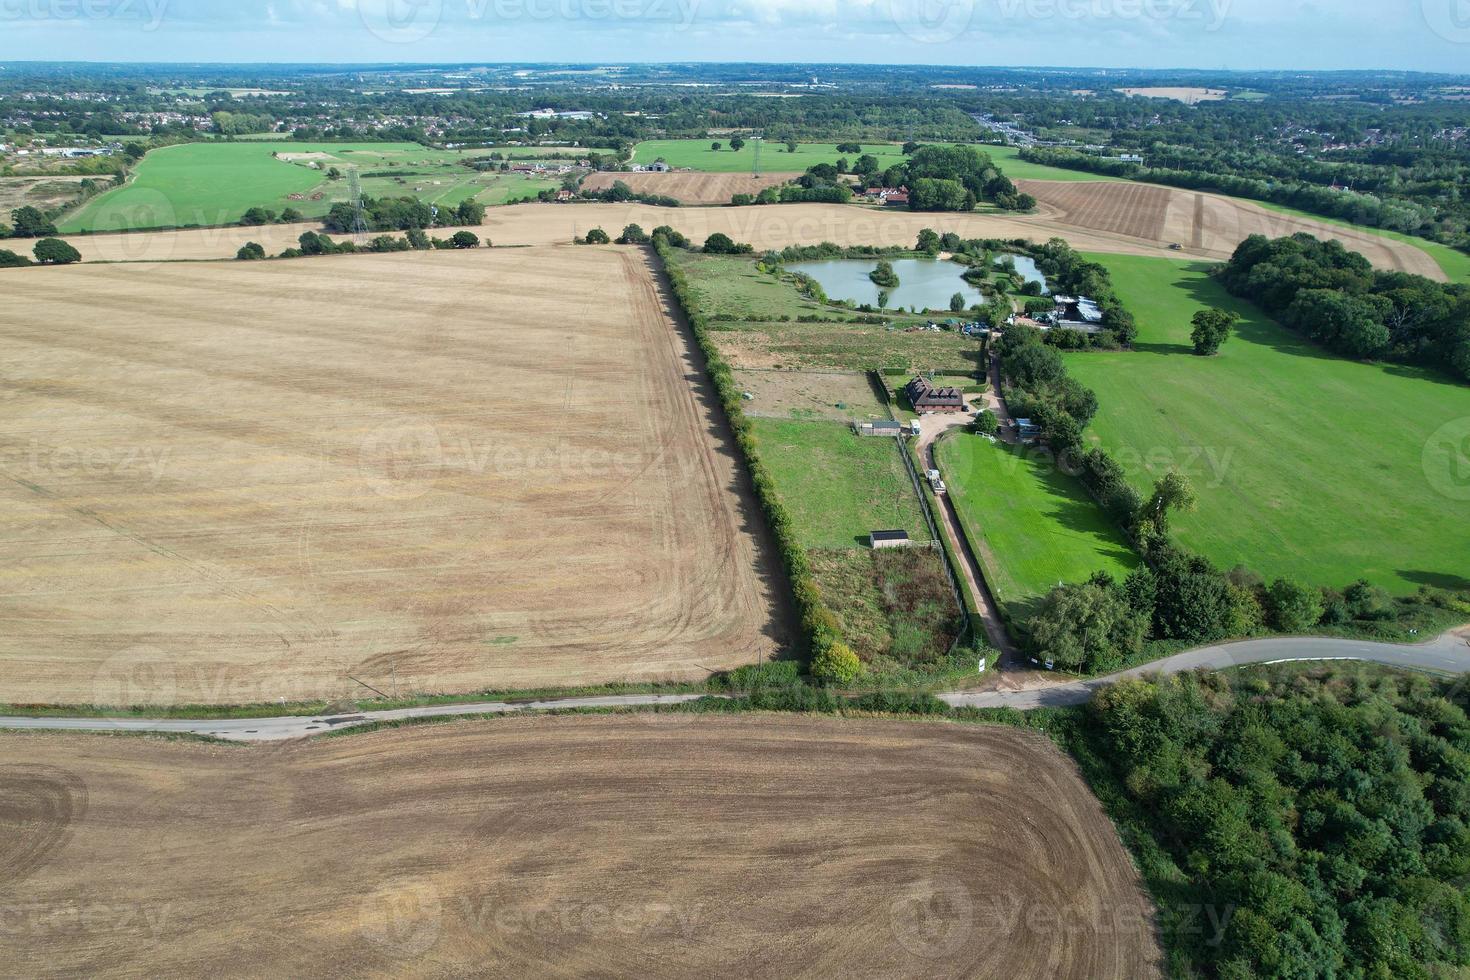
(4, 0), (1469, 72)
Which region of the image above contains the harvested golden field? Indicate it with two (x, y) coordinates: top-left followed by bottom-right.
(1, 714), (1163, 978)
(0, 176), (90, 214)
(65, 201), (1237, 265)
(66, 199), (1447, 280)
(581, 170), (800, 205)
(1116, 86), (1227, 103)
(0, 247), (785, 705)
(1018, 179), (1447, 280)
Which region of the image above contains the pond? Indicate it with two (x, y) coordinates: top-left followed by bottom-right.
(787, 257), (987, 313)
(998, 253), (1047, 290)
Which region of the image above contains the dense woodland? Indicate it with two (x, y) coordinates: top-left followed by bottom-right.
(1061, 667), (1470, 978)
(1219, 234), (1470, 382)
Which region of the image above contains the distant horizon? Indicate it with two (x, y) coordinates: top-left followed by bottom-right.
(3, 0), (1467, 74)
(3, 59), (1469, 79)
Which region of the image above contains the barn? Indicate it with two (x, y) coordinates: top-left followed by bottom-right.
(905, 376), (966, 414)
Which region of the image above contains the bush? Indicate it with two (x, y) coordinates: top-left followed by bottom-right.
(616, 223), (649, 245)
(236, 242), (266, 261)
(1266, 578), (1324, 632)
(406, 227), (431, 250)
(811, 641), (863, 684)
(972, 410), (999, 436)
(582, 227), (610, 245)
(240, 207), (276, 226)
(702, 232), (752, 255)
(0, 248), (34, 268)
(449, 230), (480, 249)
(32, 238), (81, 265)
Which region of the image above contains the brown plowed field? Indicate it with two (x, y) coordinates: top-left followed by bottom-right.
(0, 247), (785, 705)
(1, 715), (1163, 978)
(582, 171), (799, 205)
(66, 198), (1446, 280)
(1018, 179), (1447, 280)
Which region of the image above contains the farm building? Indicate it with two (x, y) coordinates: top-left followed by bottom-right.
(857, 419), (905, 437)
(905, 377), (966, 414)
(1052, 295), (1106, 331)
(870, 530), (912, 550)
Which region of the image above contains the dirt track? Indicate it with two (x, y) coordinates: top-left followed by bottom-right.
(0, 715), (1163, 978)
(0, 247), (784, 705)
(582, 171), (800, 205)
(65, 198), (1445, 279)
(1019, 179), (1447, 280)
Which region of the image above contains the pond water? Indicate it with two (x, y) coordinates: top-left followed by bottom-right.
(998, 253), (1047, 289)
(787, 257), (987, 312)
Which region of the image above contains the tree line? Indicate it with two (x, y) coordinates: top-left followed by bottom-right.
(1219, 233), (1470, 382)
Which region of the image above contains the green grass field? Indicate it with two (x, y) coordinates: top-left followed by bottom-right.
(630, 139), (909, 174)
(58, 142), (553, 232)
(751, 418), (931, 550)
(1254, 202), (1470, 283)
(939, 435), (1139, 618)
(985, 145), (1122, 183)
(1065, 254), (1470, 594)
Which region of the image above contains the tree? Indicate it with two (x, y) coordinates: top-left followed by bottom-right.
(123, 142), (146, 161)
(296, 230), (333, 255)
(702, 232), (751, 255)
(10, 206), (56, 238)
(582, 227), (610, 245)
(902, 141), (920, 155)
(454, 199), (486, 226)
(811, 641), (862, 684)
(1266, 579), (1324, 632)
(908, 177), (971, 212)
(240, 207), (275, 226)
(279, 207), (304, 223)
(32, 238), (80, 265)
(728, 137), (745, 153)
(616, 223), (649, 244)
(0, 248), (33, 267)
(869, 260), (899, 288)
(972, 410), (999, 436)
(836, 142), (861, 154)
(1143, 470), (1197, 533)
(1191, 308), (1238, 356)
(785, 139), (798, 153)
(1026, 575), (1149, 673)
(449, 230), (480, 249)
(406, 227), (430, 250)
(916, 228), (941, 254)
(710, 141), (722, 151)
(236, 242), (266, 261)
(950, 292), (967, 313)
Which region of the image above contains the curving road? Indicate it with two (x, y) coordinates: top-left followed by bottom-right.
(2, 631), (1467, 743)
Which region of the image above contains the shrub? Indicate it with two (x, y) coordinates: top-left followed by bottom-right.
(1266, 578), (1324, 632)
(449, 230), (480, 249)
(811, 641), (863, 684)
(32, 238), (81, 265)
(240, 206), (276, 226)
(235, 242), (266, 261)
(582, 227), (610, 245)
(616, 223), (649, 244)
(702, 232), (752, 254)
(0, 248), (34, 268)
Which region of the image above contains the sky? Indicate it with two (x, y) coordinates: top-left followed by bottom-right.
(2, 0), (1469, 73)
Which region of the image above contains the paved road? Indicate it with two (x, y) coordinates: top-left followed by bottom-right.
(4, 632), (1467, 743)
(941, 629), (1470, 711)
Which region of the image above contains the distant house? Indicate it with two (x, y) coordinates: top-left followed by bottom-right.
(647, 161), (671, 173)
(856, 420), (904, 438)
(555, 188), (574, 202)
(884, 188), (910, 207)
(904, 376), (966, 414)
(870, 530), (912, 550)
